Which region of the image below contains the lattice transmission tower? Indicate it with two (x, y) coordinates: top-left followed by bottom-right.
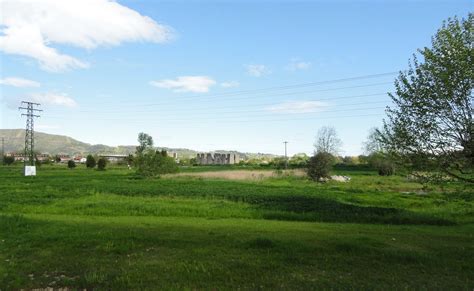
(19, 101), (42, 167)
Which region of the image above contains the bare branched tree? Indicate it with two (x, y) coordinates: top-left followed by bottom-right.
(314, 126), (342, 155)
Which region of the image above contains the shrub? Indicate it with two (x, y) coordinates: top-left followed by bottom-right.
(3, 156), (15, 166)
(368, 152), (395, 176)
(377, 161), (395, 176)
(97, 158), (107, 171)
(86, 155), (96, 168)
(307, 152), (335, 182)
(135, 150), (178, 177)
(67, 160), (76, 169)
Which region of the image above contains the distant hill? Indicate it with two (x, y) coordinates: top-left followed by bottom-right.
(0, 129), (278, 159)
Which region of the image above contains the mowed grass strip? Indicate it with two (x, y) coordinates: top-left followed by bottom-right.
(0, 165), (473, 289)
(1, 214), (473, 290)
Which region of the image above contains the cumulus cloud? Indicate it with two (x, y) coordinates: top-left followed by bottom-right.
(29, 92), (78, 107)
(220, 81), (240, 88)
(245, 64), (271, 77)
(3, 92), (78, 108)
(150, 76), (217, 93)
(266, 101), (328, 114)
(0, 77), (41, 87)
(0, 0), (174, 72)
(287, 58), (311, 71)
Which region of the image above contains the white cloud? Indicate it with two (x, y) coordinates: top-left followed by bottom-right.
(0, 0), (174, 72)
(245, 64), (271, 77)
(29, 92), (78, 107)
(220, 81), (240, 88)
(0, 77), (41, 87)
(36, 124), (61, 130)
(266, 101), (328, 114)
(150, 76), (217, 93)
(287, 58), (311, 71)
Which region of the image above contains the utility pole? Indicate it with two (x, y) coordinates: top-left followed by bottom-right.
(283, 141), (288, 169)
(19, 101), (42, 176)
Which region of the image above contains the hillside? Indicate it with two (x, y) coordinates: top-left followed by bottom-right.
(0, 129), (277, 159)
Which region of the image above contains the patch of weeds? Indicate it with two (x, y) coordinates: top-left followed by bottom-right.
(245, 237), (276, 249)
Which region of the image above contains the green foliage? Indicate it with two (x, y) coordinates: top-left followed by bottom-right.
(271, 157), (287, 169)
(86, 154), (96, 168)
(3, 156), (15, 165)
(381, 14), (473, 183)
(307, 152), (335, 181)
(54, 155), (61, 163)
(136, 132), (154, 154)
(377, 161), (395, 176)
(289, 153), (309, 168)
(135, 150), (178, 177)
(97, 158), (107, 171)
(366, 152), (396, 176)
(67, 160), (76, 169)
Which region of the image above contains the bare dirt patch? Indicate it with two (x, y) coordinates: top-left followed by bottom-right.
(165, 170), (306, 181)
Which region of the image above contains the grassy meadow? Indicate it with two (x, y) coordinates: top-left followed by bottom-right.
(0, 164), (473, 289)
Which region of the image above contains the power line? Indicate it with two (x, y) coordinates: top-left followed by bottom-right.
(46, 92), (391, 116)
(84, 80), (394, 108)
(69, 71), (397, 108)
(44, 107), (385, 124)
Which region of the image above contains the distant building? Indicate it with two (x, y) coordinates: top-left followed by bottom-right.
(196, 153), (240, 165)
(57, 154), (71, 163)
(6, 153), (50, 162)
(98, 154), (128, 163)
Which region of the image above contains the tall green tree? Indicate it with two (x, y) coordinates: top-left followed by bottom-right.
(380, 14), (473, 183)
(136, 132), (154, 154)
(86, 154), (96, 168)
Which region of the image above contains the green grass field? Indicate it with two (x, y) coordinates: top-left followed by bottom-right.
(1, 164), (473, 289)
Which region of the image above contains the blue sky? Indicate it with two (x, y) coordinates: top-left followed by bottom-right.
(0, 0), (471, 156)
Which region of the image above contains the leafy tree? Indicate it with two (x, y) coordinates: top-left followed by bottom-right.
(97, 158), (107, 171)
(289, 153), (310, 167)
(67, 160), (76, 169)
(3, 156), (15, 165)
(307, 152), (335, 182)
(54, 155), (61, 163)
(362, 129), (396, 176)
(134, 133), (178, 177)
(271, 157), (287, 170)
(86, 154), (96, 168)
(380, 14), (473, 183)
(135, 151), (178, 177)
(363, 128), (385, 155)
(314, 126), (342, 155)
(136, 132), (154, 154)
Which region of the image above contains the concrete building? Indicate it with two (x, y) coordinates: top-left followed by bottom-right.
(98, 154), (128, 163)
(196, 153), (240, 165)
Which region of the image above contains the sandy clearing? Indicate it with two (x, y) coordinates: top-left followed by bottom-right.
(164, 169), (306, 181)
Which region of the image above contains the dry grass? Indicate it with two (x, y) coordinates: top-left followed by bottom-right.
(165, 169), (306, 180)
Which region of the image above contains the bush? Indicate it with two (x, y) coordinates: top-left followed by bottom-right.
(368, 152), (395, 176)
(377, 161), (395, 176)
(135, 150), (179, 177)
(3, 156), (15, 166)
(97, 158), (107, 171)
(307, 152), (334, 182)
(67, 160), (76, 169)
(86, 155), (96, 168)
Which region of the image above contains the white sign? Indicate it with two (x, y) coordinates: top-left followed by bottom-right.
(24, 166), (36, 176)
